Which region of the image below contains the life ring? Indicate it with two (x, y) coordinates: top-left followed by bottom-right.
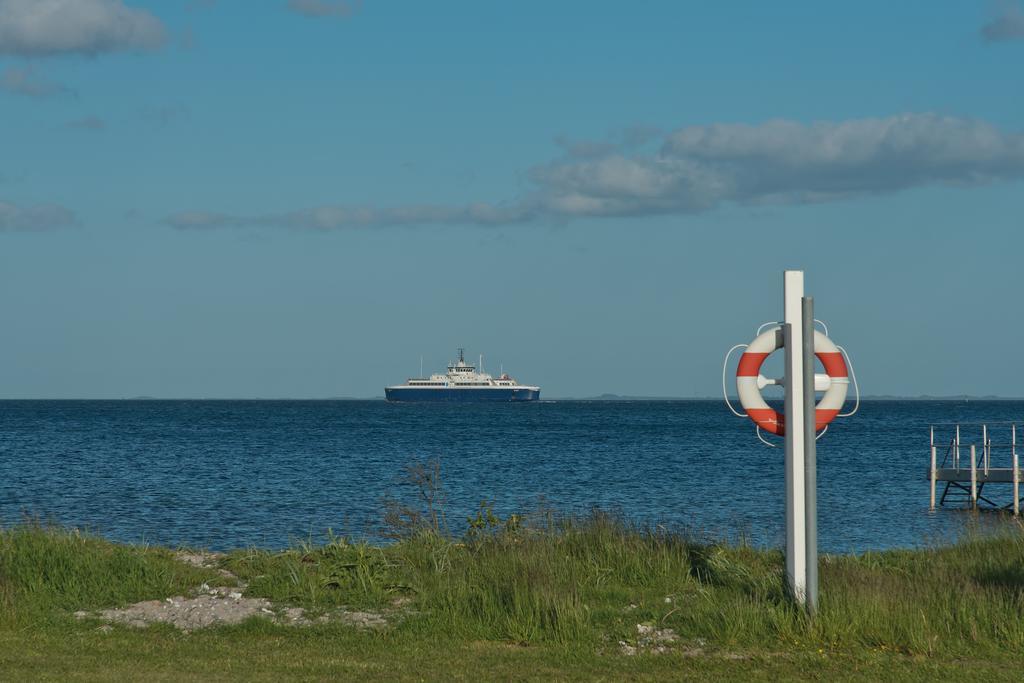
(736, 327), (849, 436)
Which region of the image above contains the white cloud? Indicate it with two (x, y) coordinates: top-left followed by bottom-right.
(167, 204), (534, 231)
(0, 0), (165, 57)
(0, 201), (76, 231)
(982, 2), (1024, 41)
(287, 0), (358, 18)
(164, 113), (1024, 230)
(0, 65), (70, 97)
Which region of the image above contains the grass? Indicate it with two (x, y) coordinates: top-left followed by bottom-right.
(0, 524), (224, 621)
(227, 511), (1024, 655)
(2, 511), (1023, 680)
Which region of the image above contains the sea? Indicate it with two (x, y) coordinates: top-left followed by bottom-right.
(1, 400), (1020, 554)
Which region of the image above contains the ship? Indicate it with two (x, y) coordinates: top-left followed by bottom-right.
(385, 349), (540, 402)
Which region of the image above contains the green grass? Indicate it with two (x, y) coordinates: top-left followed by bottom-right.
(0, 523), (224, 622)
(2, 514), (1024, 681)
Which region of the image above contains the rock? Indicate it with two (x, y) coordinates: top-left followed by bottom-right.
(622, 623), (682, 656)
(339, 611), (387, 630)
(75, 583), (391, 632)
(636, 623), (677, 644)
(92, 593), (274, 631)
(174, 551), (225, 569)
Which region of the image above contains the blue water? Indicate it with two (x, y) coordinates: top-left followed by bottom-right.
(1, 400), (1020, 553)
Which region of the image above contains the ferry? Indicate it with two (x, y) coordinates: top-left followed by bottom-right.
(385, 349), (540, 402)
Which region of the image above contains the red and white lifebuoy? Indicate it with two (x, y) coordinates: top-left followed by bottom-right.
(736, 328), (849, 436)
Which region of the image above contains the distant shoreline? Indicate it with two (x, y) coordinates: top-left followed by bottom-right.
(2, 395), (1024, 402)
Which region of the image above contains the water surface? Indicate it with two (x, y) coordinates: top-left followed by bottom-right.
(1, 400), (1018, 552)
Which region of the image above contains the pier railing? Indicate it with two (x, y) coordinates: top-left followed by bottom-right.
(929, 423), (1021, 514)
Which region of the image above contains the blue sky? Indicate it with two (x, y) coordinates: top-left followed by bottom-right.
(1, 0), (1023, 398)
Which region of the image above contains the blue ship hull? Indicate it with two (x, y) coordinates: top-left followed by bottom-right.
(385, 387), (540, 402)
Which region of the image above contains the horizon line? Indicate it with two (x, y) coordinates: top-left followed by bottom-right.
(2, 395), (1023, 402)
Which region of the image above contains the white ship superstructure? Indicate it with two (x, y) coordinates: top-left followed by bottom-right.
(385, 349), (540, 402)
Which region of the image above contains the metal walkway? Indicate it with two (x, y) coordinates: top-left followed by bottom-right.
(928, 423), (1022, 514)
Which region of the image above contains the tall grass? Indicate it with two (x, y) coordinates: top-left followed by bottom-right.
(3, 513), (1023, 656)
(0, 523), (221, 623)
(224, 510), (1024, 653)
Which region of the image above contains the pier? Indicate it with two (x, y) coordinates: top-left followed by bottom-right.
(929, 423), (1022, 514)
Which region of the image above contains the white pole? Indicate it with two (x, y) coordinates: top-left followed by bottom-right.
(930, 426), (936, 510)
(970, 444), (977, 509)
(955, 425), (960, 469)
(930, 445), (937, 511)
(783, 270), (807, 605)
(983, 425), (989, 475)
(1014, 425), (1019, 517)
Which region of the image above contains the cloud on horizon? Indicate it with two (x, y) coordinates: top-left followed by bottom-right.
(287, 0), (359, 18)
(982, 2), (1024, 41)
(0, 201), (76, 232)
(0, 0), (165, 57)
(165, 113), (1024, 231)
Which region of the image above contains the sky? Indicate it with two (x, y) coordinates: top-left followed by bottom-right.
(1, 0), (1023, 399)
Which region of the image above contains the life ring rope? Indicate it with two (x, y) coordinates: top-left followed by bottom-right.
(755, 319), (831, 338)
(836, 345), (860, 417)
(722, 344), (748, 418)
(755, 425), (778, 448)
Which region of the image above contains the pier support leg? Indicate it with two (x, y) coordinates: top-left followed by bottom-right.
(970, 444), (977, 510)
(930, 445), (937, 511)
(955, 425), (960, 469)
(983, 425), (989, 476)
(1013, 426), (1019, 517)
